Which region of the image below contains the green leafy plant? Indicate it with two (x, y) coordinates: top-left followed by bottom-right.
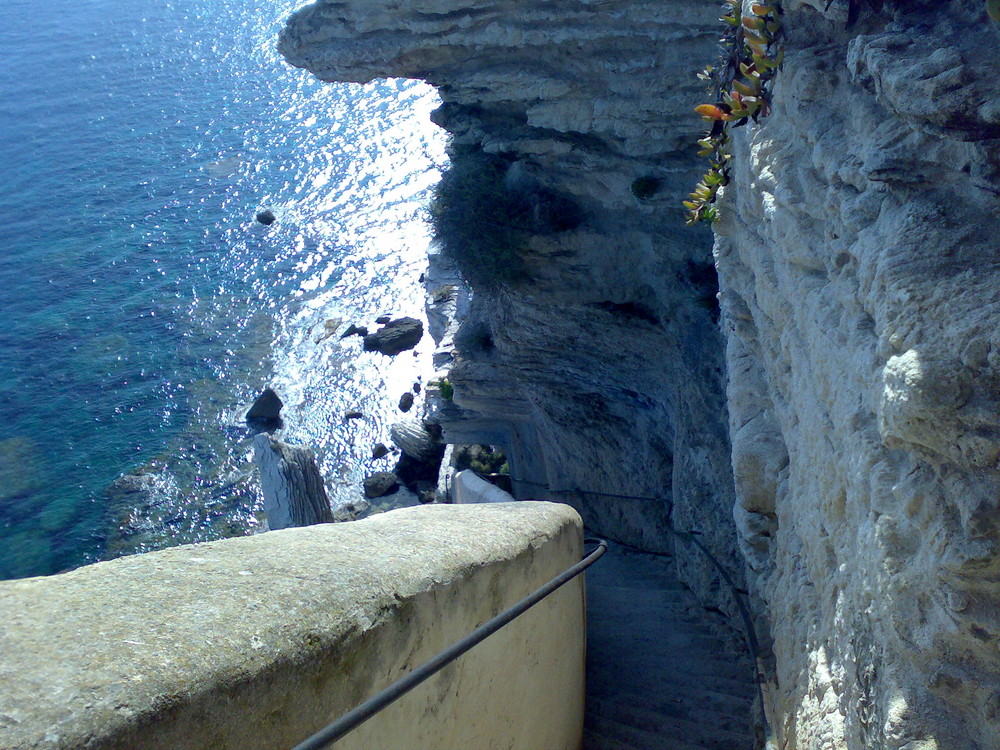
(429, 377), (454, 401)
(685, 1), (784, 225)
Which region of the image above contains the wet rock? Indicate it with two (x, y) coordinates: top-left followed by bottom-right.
(375, 315), (391, 324)
(363, 317), (423, 356)
(364, 472), (399, 499)
(413, 382), (422, 393)
(340, 324), (368, 339)
(372, 443), (390, 460)
(343, 410), (364, 421)
(245, 388), (283, 424)
(256, 209), (276, 226)
(314, 318), (342, 344)
(398, 392), (415, 413)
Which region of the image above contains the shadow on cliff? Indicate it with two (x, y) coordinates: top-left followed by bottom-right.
(428, 146), (584, 289)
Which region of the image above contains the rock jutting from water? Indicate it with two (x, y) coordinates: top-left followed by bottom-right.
(340, 323), (368, 339)
(252, 434), (334, 529)
(363, 471), (399, 499)
(398, 392), (415, 412)
(245, 387), (283, 425)
(362, 317), (423, 356)
(255, 209), (276, 225)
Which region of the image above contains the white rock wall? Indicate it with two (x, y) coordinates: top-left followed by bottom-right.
(716, 1), (1000, 747)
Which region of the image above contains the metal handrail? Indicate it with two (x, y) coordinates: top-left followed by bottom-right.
(291, 538), (608, 750)
(500, 476), (770, 739)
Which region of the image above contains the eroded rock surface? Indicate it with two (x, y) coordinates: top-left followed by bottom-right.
(716, 2), (1000, 747)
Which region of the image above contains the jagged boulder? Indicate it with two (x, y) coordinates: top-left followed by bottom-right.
(363, 317), (423, 356)
(246, 388), (283, 424)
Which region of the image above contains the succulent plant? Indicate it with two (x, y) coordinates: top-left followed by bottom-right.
(686, 0), (784, 225)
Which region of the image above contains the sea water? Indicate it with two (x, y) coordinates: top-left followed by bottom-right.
(0, 0), (447, 578)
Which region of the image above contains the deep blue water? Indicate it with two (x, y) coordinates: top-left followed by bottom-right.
(0, 0), (446, 578)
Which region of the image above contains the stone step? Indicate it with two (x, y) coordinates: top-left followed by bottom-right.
(586, 648), (753, 685)
(584, 712), (726, 750)
(587, 670), (754, 701)
(587, 682), (754, 720)
(586, 693), (753, 746)
(583, 541), (756, 750)
(582, 727), (640, 750)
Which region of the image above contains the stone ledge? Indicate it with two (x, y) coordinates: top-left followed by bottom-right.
(0, 502), (584, 750)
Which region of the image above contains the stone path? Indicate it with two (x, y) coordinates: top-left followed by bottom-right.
(583, 542), (757, 750)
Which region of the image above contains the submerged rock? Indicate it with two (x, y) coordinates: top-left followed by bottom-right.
(363, 317), (423, 356)
(343, 410), (364, 421)
(255, 209), (276, 225)
(364, 472), (399, 499)
(340, 323), (368, 339)
(246, 388), (283, 424)
(314, 318), (343, 344)
(0, 437), (44, 511)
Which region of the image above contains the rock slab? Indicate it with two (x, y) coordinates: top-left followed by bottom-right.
(252, 434), (334, 529)
(362, 317), (423, 356)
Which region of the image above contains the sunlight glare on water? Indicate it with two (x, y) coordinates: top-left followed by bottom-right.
(0, 0), (448, 578)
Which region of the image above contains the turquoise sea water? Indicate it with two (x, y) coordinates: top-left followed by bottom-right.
(0, 0), (446, 578)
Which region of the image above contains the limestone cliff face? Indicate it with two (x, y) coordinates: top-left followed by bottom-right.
(717, 1), (1000, 747)
(282, 0), (1000, 747)
(280, 0), (747, 628)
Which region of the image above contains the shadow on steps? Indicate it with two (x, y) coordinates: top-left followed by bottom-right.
(583, 541), (757, 750)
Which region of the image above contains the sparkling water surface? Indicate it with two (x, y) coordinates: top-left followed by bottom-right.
(0, 0), (447, 578)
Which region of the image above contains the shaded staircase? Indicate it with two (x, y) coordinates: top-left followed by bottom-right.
(583, 541), (757, 750)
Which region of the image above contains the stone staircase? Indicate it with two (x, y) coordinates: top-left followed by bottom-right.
(583, 541), (757, 750)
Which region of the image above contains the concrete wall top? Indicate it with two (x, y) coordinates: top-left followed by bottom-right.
(0, 501), (584, 750)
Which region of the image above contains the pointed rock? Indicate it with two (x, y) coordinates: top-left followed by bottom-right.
(246, 388), (283, 423)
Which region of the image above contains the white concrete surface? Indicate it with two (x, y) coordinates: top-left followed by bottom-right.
(453, 469), (517, 504)
(0, 502), (585, 750)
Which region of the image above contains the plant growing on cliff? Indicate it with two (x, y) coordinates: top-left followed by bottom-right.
(429, 377), (454, 401)
(685, 0), (784, 225)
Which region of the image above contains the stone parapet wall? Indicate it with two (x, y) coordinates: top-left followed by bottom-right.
(0, 502), (584, 750)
